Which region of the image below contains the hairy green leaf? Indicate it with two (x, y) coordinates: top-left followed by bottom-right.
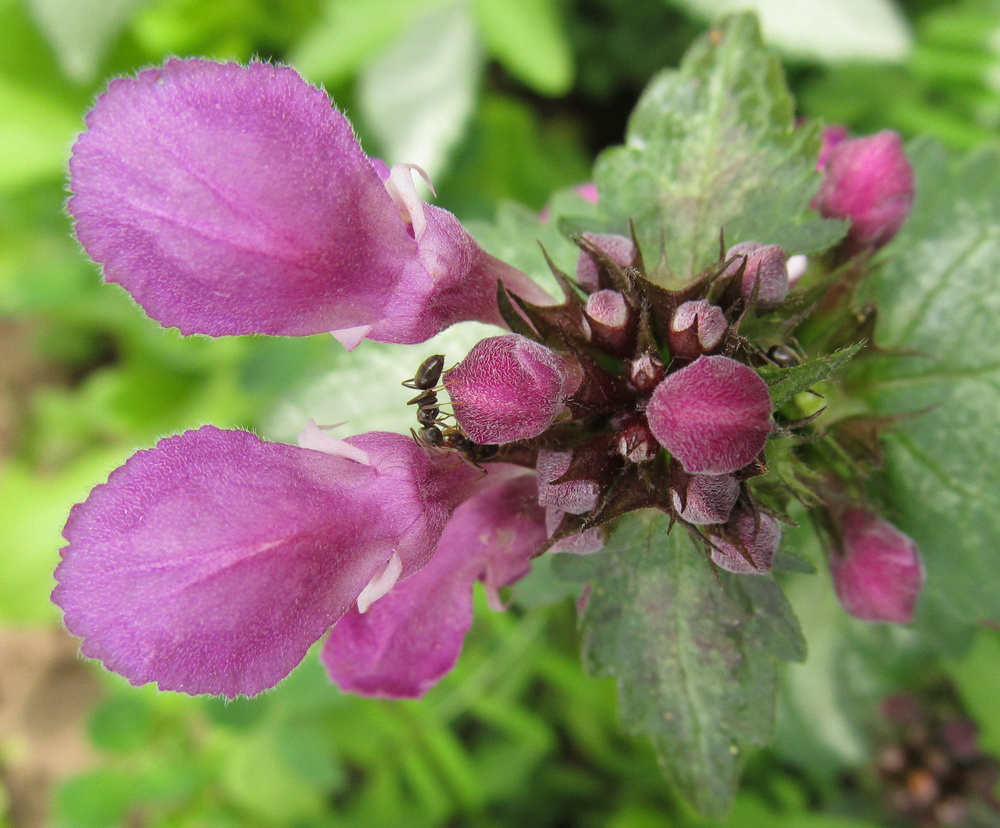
(761, 343), (864, 409)
(852, 138), (1000, 629)
(554, 510), (804, 817)
(594, 14), (844, 284)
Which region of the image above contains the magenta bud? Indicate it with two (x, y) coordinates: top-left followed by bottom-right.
(536, 450), (599, 514)
(646, 355), (772, 474)
(710, 511), (780, 574)
(671, 473), (739, 525)
(669, 299), (727, 359)
(585, 290), (635, 355)
(628, 353), (665, 394)
(576, 233), (637, 293)
(616, 415), (658, 464)
(444, 335), (576, 444)
(812, 130), (915, 252)
(830, 508), (924, 623)
(725, 242), (789, 308)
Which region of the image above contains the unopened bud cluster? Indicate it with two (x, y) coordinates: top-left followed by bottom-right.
(405, 128), (923, 595)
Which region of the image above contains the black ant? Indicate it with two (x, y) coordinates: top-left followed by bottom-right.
(403, 354), (496, 471)
(402, 354), (445, 390)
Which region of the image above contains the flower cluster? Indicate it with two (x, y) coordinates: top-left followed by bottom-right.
(55, 58), (923, 700)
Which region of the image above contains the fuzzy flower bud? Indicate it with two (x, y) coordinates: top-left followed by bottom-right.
(628, 353), (666, 393)
(669, 299), (727, 359)
(585, 290), (635, 355)
(536, 450), (599, 514)
(710, 511), (781, 574)
(725, 242), (789, 308)
(830, 508), (924, 623)
(444, 335), (576, 444)
(671, 473), (740, 525)
(812, 130), (915, 252)
(646, 355), (772, 475)
(576, 233), (638, 293)
(616, 414), (659, 464)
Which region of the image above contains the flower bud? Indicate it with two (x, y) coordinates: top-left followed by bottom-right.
(616, 414), (658, 464)
(709, 510), (781, 574)
(668, 299), (727, 359)
(812, 130), (915, 252)
(646, 355), (772, 475)
(628, 353), (665, 393)
(725, 242), (789, 308)
(444, 335), (576, 444)
(671, 473), (739, 525)
(585, 289), (635, 355)
(576, 233), (637, 293)
(830, 508), (924, 623)
(536, 450), (599, 514)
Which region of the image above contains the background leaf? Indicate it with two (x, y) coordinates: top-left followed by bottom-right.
(554, 510), (804, 817)
(593, 14), (838, 284)
(27, 0), (150, 82)
(667, 0), (911, 62)
(851, 139), (1000, 632)
(358, 2), (481, 177)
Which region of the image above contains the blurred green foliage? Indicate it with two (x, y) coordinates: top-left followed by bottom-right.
(1, 0), (999, 825)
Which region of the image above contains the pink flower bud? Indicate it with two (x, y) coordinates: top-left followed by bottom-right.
(576, 233), (637, 293)
(830, 508), (924, 623)
(628, 353), (665, 393)
(710, 511), (781, 574)
(669, 299), (727, 359)
(671, 473), (739, 525)
(444, 335), (576, 444)
(812, 130), (915, 252)
(616, 414), (658, 464)
(725, 242), (789, 308)
(536, 449), (599, 514)
(585, 290), (635, 355)
(646, 355), (772, 475)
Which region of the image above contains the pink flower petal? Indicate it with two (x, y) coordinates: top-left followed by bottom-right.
(53, 427), (476, 697)
(322, 471), (546, 698)
(69, 59), (414, 337)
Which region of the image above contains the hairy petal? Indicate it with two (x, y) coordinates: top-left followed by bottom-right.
(322, 470), (546, 698)
(53, 427), (472, 697)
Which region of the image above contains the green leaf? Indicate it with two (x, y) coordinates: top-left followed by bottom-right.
(670, 0), (911, 63)
(472, 0), (573, 96)
(554, 510), (803, 817)
(291, 0), (441, 85)
(760, 343), (864, 409)
(852, 139), (1000, 630)
(358, 2), (481, 178)
(27, 0), (149, 83)
(594, 14), (842, 284)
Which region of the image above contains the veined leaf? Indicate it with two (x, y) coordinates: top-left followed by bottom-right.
(554, 510), (804, 817)
(761, 343), (864, 409)
(594, 14), (844, 284)
(851, 138), (1000, 631)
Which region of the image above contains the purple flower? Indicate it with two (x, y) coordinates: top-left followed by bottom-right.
(53, 426), (481, 697)
(323, 469), (546, 698)
(830, 508), (924, 623)
(68, 59), (543, 347)
(56, 56), (812, 701)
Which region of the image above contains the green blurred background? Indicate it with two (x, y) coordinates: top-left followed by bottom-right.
(2, 0), (1000, 825)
